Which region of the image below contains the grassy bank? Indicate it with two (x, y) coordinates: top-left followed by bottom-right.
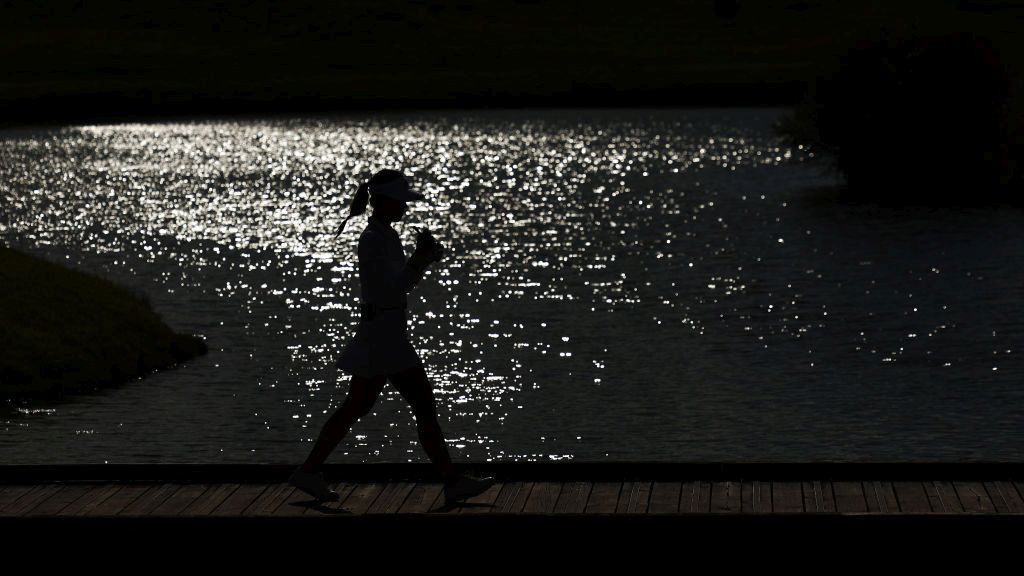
(0, 245), (207, 402)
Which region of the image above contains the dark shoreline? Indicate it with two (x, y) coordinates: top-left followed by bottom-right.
(0, 83), (804, 130)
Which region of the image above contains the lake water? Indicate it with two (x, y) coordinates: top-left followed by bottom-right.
(1, 109), (1021, 464)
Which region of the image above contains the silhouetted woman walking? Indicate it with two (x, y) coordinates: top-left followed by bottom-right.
(289, 169), (494, 504)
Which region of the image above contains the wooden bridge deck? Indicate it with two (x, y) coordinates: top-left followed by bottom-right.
(3, 480), (1024, 517)
(4, 465), (1023, 556)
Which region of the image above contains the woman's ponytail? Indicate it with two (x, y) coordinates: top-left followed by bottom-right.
(336, 180), (370, 236)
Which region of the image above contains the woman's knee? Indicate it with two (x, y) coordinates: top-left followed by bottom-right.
(391, 364), (436, 409)
(411, 394), (439, 421)
(344, 376), (384, 417)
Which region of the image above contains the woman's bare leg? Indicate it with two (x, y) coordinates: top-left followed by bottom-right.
(389, 363), (458, 482)
(300, 374), (386, 473)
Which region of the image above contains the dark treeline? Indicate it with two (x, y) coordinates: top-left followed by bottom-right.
(779, 30), (1024, 204)
(4, 0), (1022, 124)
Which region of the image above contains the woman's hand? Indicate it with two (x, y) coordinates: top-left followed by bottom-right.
(428, 241), (446, 263)
(415, 228), (436, 252)
(414, 228), (446, 264)
(410, 228), (444, 271)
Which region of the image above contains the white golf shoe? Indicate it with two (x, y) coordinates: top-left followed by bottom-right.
(444, 474), (496, 503)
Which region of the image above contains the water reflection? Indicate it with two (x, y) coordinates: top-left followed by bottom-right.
(0, 109), (1020, 463)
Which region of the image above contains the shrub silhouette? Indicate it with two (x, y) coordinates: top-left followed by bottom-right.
(780, 32), (1020, 205)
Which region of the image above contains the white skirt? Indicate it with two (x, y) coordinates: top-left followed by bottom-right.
(335, 308), (422, 378)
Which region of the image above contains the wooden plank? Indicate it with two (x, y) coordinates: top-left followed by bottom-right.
(64, 484), (121, 516)
(180, 484), (239, 516)
(923, 481), (943, 512)
(554, 482), (591, 514)
(24, 484), (94, 516)
(893, 482), (931, 513)
(3, 485), (63, 516)
(271, 486), (312, 517)
(397, 483), (444, 514)
(758, 481), (772, 512)
(864, 482), (883, 513)
(459, 482), (504, 514)
(0, 485), (41, 515)
(522, 482), (562, 514)
(616, 481), (651, 514)
(648, 482), (681, 514)
(879, 481), (900, 514)
(802, 481), (835, 513)
(773, 481), (803, 513)
(584, 482), (621, 514)
(953, 482), (996, 514)
(152, 484), (210, 516)
(679, 481), (698, 513)
(802, 481), (816, 512)
(366, 482), (402, 514)
(368, 482), (417, 514)
(493, 482), (532, 514)
(833, 482), (867, 513)
(300, 482), (359, 515)
(385, 482), (418, 514)
(694, 481), (712, 513)
(985, 481), (1024, 514)
(711, 481), (741, 513)
(820, 481), (837, 512)
(242, 483), (293, 516)
(119, 483), (179, 517)
(211, 484), (270, 516)
(409, 484), (448, 515)
(90, 484), (150, 516)
(928, 481), (964, 513)
(0, 486), (38, 512)
(741, 481), (771, 513)
(340, 482), (387, 515)
(864, 481), (899, 514)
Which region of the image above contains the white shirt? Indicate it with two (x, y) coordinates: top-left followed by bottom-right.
(358, 214), (425, 309)
(335, 214), (425, 377)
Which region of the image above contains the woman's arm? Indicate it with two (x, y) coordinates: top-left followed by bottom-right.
(359, 235), (426, 298)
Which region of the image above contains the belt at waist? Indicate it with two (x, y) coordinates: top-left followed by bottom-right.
(360, 302), (407, 320)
